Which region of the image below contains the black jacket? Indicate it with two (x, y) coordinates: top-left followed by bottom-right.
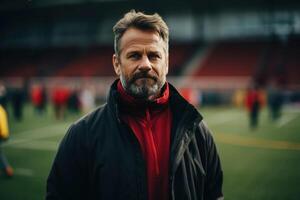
(46, 81), (223, 200)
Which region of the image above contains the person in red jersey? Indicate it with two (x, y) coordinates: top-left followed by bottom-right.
(47, 10), (223, 200)
(245, 84), (265, 129)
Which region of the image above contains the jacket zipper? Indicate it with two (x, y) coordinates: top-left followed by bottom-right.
(146, 108), (160, 176)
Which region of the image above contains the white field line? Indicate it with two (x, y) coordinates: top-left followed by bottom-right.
(207, 111), (242, 126)
(215, 132), (300, 151)
(4, 123), (68, 150)
(4, 131), (64, 147)
(282, 105), (300, 113)
(277, 114), (299, 127)
(15, 168), (34, 177)
(12, 123), (69, 138)
(12, 141), (59, 151)
(4, 123), (68, 147)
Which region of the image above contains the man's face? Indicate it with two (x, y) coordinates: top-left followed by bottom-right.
(113, 28), (168, 101)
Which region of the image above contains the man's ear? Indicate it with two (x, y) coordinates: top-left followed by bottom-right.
(165, 54), (169, 75)
(112, 54), (121, 76)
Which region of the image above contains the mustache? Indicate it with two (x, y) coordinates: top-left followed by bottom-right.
(130, 72), (158, 83)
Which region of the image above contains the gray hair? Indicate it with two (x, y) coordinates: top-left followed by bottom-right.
(113, 10), (169, 55)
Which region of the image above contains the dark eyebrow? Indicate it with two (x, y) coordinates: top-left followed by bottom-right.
(148, 51), (162, 57)
(126, 50), (141, 56)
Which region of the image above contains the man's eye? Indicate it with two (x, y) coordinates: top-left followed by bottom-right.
(149, 54), (161, 61)
(128, 53), (141, 59)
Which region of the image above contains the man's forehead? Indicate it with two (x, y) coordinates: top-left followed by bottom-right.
(123, 43), (164, 53)
(120, 28), (165, 53)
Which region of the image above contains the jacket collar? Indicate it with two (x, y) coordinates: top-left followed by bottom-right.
(107, 79), (203, 129)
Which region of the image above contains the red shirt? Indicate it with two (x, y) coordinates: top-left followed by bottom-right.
(245, 89), (263, 111)
(117, 81), (171, 200)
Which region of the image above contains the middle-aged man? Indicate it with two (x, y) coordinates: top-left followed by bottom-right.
(47, 10), (223, 200)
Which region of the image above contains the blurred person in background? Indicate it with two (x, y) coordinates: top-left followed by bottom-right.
(79, 86), (95, 114)
(0, 104), (13, 177)
(51, 86), (70, 120)
(245, 83), (265, 129)
(11, 86), (25, 121)
(47, 10), (223, 200)
(67, 87), (80, 115)
(31, 84), (47, 115)
(267, 82), (284, 121)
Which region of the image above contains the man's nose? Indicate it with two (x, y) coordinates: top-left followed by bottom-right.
(138, 55), (152, 71)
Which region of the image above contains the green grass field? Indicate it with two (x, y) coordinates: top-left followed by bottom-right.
(1, 104), (300, 200)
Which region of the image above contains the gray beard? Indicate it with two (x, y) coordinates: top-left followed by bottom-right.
(120, 75), (164, 100)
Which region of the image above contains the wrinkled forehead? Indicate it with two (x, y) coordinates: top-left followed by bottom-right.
(119, 28), (167, 54)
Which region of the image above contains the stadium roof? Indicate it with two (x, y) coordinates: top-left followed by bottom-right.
(1, 0), (300, 13)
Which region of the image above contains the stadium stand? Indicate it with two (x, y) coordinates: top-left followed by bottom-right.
(191, 38), (300, 87)
(192, 40), (267, 77)
(285, 36), (300, 86)
(53, 46), (115, 77)
(0, 48), (81, 78)
(0, 48), (38, 78)
(1, 38), (299, 88)
(168, 43), (199, 75)
(1, 43), (199, 78)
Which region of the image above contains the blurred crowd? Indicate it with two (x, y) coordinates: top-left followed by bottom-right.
(0, 81), (97, 122)
(0, 78), (298, 178)
(0, 79), (299, 126)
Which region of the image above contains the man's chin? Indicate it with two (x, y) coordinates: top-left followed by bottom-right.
(134, 78), (155, 86)
(129, 84), (158, 99)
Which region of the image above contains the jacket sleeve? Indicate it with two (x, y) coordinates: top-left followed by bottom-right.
(199, 121), (224, 200)
(46, 122), (89, 200)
